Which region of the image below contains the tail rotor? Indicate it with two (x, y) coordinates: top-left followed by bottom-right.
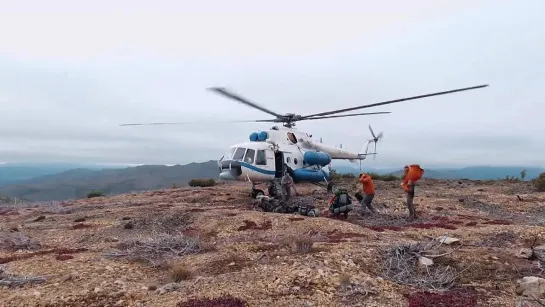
(367, 125), (383, 160)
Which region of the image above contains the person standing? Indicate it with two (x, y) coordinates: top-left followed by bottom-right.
(359, 173), (378, 214)
(281, 167), (296, 201)
(401, 165), (424, 220)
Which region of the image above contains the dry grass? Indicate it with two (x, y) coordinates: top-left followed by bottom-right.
(0, 232), (41, 251)
(381, 239), (465, 290)
(168, 262), (194, 282)
(102, 232), (205, 267)
(0, 265), (47, 288)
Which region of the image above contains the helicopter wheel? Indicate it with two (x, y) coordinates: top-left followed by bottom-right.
(251, 189), (264, 199)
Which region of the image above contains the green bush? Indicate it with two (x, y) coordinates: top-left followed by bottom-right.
(368, 172), (400, 182)
(188, 178), (216, 187)
(501, 175), (519, 182)
(87, 190), (105, 198)
(532, 172), (545, 192)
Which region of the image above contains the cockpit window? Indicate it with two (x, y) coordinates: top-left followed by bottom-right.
(232, 147), (246, 160)
(224, 147), (236, 160)
(244, 149), (256, 164)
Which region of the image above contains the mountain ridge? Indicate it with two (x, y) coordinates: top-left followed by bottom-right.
(0, 161), (220, 202)
(333, 164), (544, 180)
(0, 161), (543, 202)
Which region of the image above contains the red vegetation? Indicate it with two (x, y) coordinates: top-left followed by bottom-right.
(0, 247), (87, 264)
(55, 254), (74, 261)
(237, 220), (272, 231)
(366, 226), (404, 232)
(406, 289), (478, 307)
(0, 209), (19, 216)
(189, 208), (206, 212)
(288, 217), (305, 222)
(457, 214), (481, 220)
(431, 216), (450, 223)
(177, 295), (248, 307)
(326, 230), (364, 243)
(182, 227), (199, 236)
(71, 223), (93, 230)
(482, 219), (511, 225)
(408, 223), (457, 230)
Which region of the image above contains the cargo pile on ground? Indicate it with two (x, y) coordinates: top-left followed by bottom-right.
(1, 178), (544, 306)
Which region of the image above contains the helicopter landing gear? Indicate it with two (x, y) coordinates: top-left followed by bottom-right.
(249, 179), (265, 199)
(327, 181), (336, 193)
(250, 188), (265, 199)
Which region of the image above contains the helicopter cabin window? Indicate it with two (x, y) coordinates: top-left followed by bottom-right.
(287, 132), (297, 144)
(232, 147), (246, 161)
(244, 149), (256, 164)
(293, 158), (298, 165)
(286, 157), (291, 164)
(256, 150), (267, 165)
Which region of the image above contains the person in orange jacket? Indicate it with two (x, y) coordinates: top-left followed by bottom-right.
(401, 164), (424, 219)
(358, 173), (378, 215)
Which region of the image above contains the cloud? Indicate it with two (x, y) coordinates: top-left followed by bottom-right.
(0, 0), (543, 167)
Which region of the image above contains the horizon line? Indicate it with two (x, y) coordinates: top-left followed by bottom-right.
(0, 161), (542, 169)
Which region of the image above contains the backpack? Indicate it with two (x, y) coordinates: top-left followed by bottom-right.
(329, 188), (354, 214)
(333, 189), (352, 206)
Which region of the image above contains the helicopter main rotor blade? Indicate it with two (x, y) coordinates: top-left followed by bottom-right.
(300, 111), (391, 121)
(300, 84), (489, 119)
(207, 87), (284, 118)
(119, 119), (276, 126)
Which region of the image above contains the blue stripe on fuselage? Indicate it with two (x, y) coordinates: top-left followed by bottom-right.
(239, 161), (276, 175)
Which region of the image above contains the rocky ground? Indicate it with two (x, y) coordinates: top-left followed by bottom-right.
(1, 178), (544, 307)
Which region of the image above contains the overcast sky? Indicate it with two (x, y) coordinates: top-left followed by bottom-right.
(0, 0), (543, 168)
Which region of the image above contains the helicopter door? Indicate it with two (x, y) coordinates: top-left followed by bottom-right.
(274, 151), (283, 178)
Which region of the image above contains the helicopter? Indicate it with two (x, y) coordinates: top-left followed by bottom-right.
(120, 84), (489, 198)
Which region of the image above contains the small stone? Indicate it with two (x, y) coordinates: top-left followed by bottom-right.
(93, 287), (102, 293)
(418, 257), (433, 267)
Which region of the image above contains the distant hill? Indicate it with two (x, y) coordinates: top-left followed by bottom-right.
(333, 165), (544, 181)
(0, 163), (125, 186)
(0, 161), (219, 202)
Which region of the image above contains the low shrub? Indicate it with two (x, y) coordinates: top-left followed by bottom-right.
(368, 172), (400, 182)
(188, 178), (216, 187)
(87, 190), (105, 198)
(532, 172), (545, 191)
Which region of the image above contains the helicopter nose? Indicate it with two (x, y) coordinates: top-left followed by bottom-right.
(218, 160), (242, 180)
(219, 170), (238, 180)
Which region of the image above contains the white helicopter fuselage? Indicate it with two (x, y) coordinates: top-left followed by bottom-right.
(218, 125), (370, 183)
